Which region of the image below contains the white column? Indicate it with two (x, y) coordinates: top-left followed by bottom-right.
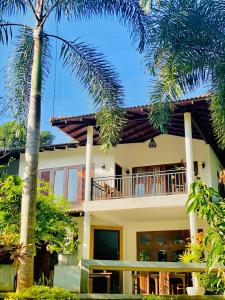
(83, 126), (93, 259)
(184, 112), (197, 243)
(184, 112), (198, 287)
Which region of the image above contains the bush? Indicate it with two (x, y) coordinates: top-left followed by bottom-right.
(201, 273), (224, 295)
(5, 286), (77, 299)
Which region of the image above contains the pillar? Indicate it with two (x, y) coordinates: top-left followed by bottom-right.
(83, 126), (93, 259)
(184, 112), (197, 244)
(184, 112), (198, 287)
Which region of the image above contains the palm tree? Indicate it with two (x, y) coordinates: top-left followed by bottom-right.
(0, 0), (148, 290)
(145, 0), (225, 149)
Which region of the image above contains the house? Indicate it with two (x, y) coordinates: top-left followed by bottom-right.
(19, 94), (224, 293)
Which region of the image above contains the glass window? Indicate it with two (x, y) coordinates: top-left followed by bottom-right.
(140, 234), (151, 246)
(172, 249), (184, 262)
(172, 233), (183, 245)
(135, 183), (145, 197)
(68, 168), (78, 202)
(158, 250), (167, 262)
(139, 250), (151, 261)
(156, 234), (166, 245)
(53, 169), (64, 196)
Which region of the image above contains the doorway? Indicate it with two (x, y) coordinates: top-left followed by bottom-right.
(91, 226), (123, 293)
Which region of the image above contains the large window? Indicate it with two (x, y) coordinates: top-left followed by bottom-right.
(39, 165), (85, 203)
(137, 230), (190, 262)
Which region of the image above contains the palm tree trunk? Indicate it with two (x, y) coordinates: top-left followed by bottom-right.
(17, 26), (43, 291)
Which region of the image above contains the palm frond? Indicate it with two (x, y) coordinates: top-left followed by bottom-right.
(49, 0), (149, 52)
(0, 0), (27, 16)
(5, 29), (51, 124)
(0, 21), (12, 45)
(146, 0), (225, 148)
(54, 36), (126, 149)
(210, 94), (225, 150)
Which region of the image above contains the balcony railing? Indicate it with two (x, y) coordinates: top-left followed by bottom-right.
(91, 169), (186, 200)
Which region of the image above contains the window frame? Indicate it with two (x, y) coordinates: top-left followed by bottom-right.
(38, 164), (86, 203)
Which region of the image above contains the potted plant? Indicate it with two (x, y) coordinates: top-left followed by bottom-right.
(58, 235), (79, 266)
(52, 230), (81, 292)
(180, 233), (205, 296)
(48, 228), (80, 266)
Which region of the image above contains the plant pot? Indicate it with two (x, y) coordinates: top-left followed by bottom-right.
(186, 286), (205, 296)
(58, 253), (78, 266)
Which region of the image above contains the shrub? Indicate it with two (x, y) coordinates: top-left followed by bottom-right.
(5, 286), (77, 299)
(201, 273), (224, 295)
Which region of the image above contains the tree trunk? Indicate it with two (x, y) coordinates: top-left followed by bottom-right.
(17, 26), (43, 291)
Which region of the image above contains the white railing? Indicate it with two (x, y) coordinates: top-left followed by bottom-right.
(91, 169), (187, 200)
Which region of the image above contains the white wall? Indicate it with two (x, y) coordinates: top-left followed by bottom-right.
(19, 146), (115, 178)
(19, 134), (216, 187)
(114, 135), (212, 185)
(87, 215), (208, 293)
(209, 147), (222, 188)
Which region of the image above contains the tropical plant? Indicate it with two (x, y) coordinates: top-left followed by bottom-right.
(0, 0), (148, 289)
(179, 233), (204, 287)
(187, 179), (225, 289)
(201, 273), (224, 295)
(0, 175), (78, 275)
(0, 121), (54, 150)
(145, 0), (225, 149)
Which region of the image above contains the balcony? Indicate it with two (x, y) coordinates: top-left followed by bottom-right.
(91, 169), (186, 201)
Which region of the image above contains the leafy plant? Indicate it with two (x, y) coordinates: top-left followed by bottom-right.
(5, 286), (77, 299)
(0, 121), (54, 151)
(201, 273), (224, 295)
(0, 175), (78, 258)
(186, 179), (225, 291)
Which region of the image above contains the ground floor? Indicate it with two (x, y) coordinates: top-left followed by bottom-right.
(75, 206), (208, 294)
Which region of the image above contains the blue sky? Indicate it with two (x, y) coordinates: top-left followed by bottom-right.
(0, 12), (208, 143)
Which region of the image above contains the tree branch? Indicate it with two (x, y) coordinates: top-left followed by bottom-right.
(0, 23), (32, 30)
(26, 0), (38, 19)
(41, 0), (66, 26)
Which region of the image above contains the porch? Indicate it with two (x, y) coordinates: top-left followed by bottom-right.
(91, 169), (186, 200)
(80, 259), (222, 295)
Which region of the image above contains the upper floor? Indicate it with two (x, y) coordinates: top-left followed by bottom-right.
(18, 134), (222, 209)
(18, 95), (224, 212)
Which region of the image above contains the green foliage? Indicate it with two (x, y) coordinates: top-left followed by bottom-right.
(0, 121), (55, 150)
(5, 286), (77, 299)
(146, 0), (225, 149)
(179, 241), (203, 264)
(5, 28), (51, 123)
(0, 175), (78, 256)
(58, 37), (126, 150)
(187, 179), (225, 289)
(1, 0), (149, 150)
(201, 273), (224, 295)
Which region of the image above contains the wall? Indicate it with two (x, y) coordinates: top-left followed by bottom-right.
(87, 215), (208, 293)
(19, 146), (115, 178)
(19, 134), (215, 187)
(114, 134), (212, 185)
(209, 147), (222, 188)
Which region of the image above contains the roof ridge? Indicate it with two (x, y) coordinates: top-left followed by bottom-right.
(50, 93), (210, 123)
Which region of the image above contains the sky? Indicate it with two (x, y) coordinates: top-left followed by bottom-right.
(0, 9), (208, 144)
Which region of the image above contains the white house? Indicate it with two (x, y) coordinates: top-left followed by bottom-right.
(19, 94), (224, 294)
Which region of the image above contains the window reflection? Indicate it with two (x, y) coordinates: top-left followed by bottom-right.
(156, 234), (166, 245)
(158, 250), (167, 262)
(139, 250), (151, 261)
(53, 169), (64, 196)
(140, 234), (150, 246)
(68, 168), (77, 202)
